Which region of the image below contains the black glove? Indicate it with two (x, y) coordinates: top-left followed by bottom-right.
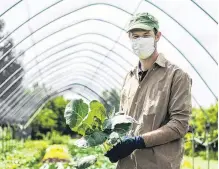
(104, 136), (146, 163)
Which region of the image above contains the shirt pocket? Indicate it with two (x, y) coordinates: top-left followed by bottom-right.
(143, 87), (168, 117)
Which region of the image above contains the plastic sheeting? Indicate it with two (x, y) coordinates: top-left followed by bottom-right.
(0, 0), (217, 124)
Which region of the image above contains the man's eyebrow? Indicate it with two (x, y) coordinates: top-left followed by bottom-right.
(143, 32), (150, 34)
(132, 31), (151, 36)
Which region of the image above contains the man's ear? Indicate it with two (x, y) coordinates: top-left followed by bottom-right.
(155, 32), (161, 42)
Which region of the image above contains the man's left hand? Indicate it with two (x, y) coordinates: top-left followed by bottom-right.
(104, 136), (146, 163)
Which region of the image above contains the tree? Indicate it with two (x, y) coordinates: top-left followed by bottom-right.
(31, 96), (73, 139)
(184, 103), (218, 160)
(0, 20), (24, 104)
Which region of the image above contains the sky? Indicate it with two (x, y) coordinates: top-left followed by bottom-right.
(0, 0), (218, 114)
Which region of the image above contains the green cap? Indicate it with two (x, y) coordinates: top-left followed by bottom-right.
(127, 13), (159, 32)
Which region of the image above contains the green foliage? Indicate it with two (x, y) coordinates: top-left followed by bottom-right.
(0, 19), (25, 117)
(0, 19), (24, 102)
(75, 131), (108, 148)
(181, 156), (218, 169)
(76, 155), (97, 169)
(30, 88), (121, 139)
(31, 96), (72, 139)
(103, 114), (138, 135)
(45, 131), (71, 145)
(0, 137), (217, 169)
(0, 140), (49, 169)
(35, 108), (58, 129)
(184, 103), (218, 160)
(40, 144), (97, 169)
(40, 162), (75, 169)
(64, 99), (106, 136)
(192, 104), (218, 140)
(64, 99), (138, 155)
(89, 100), (107, 126)
(68, 142), (116, 169)
(64, 99), (89, 131)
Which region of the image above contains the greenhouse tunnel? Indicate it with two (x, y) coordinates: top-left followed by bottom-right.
(0, 0), (218, 169)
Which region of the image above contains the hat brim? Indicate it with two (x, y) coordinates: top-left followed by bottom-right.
(127, 23), (153, 32)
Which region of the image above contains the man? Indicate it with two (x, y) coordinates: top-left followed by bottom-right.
(105, 13), (192, 169)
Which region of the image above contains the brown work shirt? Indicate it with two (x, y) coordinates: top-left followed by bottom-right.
(117, 53), (192, 169)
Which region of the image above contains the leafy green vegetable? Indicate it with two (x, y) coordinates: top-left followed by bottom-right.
(64, 99), (89, 135)
(75, 131), (108, 148)
(76, 155), (97, 169)
(64, 99), (139, 164)
(103, 114), (138, 134)
(64, 100), (107, 136)
(89, 100), (107, 124)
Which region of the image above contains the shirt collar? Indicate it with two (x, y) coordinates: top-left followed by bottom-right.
(138, 53), (166, 73)
(155, 53), (166, 68)
(130, 53), (167, 77)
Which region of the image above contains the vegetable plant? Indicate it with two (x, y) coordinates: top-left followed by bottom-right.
(40, 144), (97, 169)
(64, 99), (138, 152)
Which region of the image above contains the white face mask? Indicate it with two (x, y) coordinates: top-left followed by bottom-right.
(131, 37), (155, 60)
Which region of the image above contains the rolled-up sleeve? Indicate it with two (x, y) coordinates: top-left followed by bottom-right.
(142, 69), (192, 147)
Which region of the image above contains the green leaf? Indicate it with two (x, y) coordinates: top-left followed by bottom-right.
(64, 99), (89, 135)
(103, 114), (139, 135)
(84, 100), (107, 127)
(64, 99), (106, 136)
(48, 163), (56, 169)
(114, 123), (132, 135)
(76, 155), (97, 169)
(75, 131), (108, 147)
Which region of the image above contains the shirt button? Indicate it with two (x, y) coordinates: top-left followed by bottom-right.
(139, 86), (141, 89)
